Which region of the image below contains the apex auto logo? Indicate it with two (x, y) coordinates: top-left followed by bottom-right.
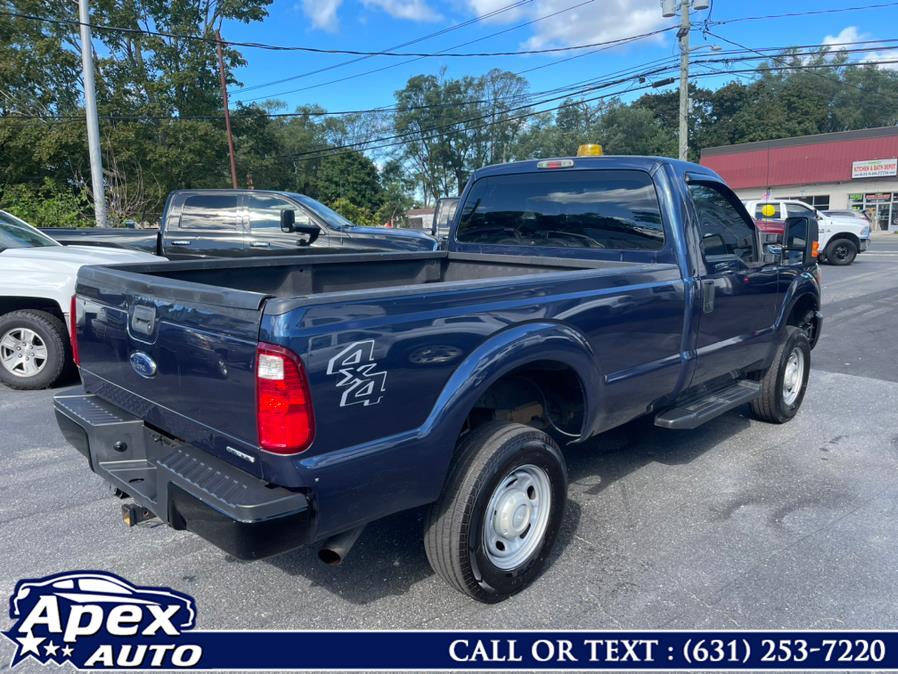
(3, 571), (200, 669)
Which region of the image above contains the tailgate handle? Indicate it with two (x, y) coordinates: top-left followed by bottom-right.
(170, 239), (191, 246)
(130, 305), (156, 336)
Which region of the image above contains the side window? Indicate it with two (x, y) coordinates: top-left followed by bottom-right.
(248, 195), (313, 230)
(754, 202), (781, 220)
(178, 194), (240, 230)
(689, 182), (758, 265)
(456, 170), (665, 251)
(785, 202), (815, 218)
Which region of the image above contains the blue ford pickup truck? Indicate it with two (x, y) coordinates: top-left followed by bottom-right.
(54, 156), (821, 602)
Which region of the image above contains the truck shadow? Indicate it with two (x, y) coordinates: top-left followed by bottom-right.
(564, 407), (753, 495)
(264, 408), (751, 605)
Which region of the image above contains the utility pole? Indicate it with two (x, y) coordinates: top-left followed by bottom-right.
(78, 0), (108, 227)
(215, 30), (239, 189)
(677, 0), (690, 161)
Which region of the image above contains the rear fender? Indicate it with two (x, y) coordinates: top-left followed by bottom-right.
(293, 322), (601, 539)
(421, 321), (602, 447)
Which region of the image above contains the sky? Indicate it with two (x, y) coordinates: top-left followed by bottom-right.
(220, 1), (898, 114)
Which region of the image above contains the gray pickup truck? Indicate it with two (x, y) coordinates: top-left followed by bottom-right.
(42, 189), (438, 258)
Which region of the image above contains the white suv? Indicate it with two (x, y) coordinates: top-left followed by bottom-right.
(743, 199), (871, 265)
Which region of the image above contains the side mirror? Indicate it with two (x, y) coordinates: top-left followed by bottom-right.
(280, 208), (295, 233)
(783, 215), (819, 264)
(293, 222), (321, 246)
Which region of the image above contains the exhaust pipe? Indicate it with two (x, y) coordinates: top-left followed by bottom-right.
(317, 526), (365, 565)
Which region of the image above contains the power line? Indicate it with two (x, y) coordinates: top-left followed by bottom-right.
(278, 58), (898, 163)
(234, 0), (598, 100)
(5, 40), (897, 123)
(706, 1), (898, 25)
(0, 9), (677, 58)
(702, 28), (894, 98)
(231, 0), (534, 94)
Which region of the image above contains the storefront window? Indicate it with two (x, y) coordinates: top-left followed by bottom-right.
(783, 195), (830, 210)
(850, 192), (897, 231)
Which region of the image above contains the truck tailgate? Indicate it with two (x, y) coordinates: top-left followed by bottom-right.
(74, 265), (269, 477)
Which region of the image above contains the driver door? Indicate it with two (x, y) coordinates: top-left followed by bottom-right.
(245, 194), (337, 254)
(687, 179), (781, 386)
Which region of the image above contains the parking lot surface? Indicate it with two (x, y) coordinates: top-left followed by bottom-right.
(3, 240), (898, 652)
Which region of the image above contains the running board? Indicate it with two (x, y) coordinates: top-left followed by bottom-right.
(654, 380), (761, 430)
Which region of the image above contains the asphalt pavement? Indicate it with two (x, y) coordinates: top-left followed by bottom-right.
(2, 239), (898, 663)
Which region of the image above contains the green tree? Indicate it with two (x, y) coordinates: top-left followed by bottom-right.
(315, 150), (384, 213)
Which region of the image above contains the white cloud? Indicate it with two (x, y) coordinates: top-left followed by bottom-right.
(823, 26), (869, 47)
(466, 0), (668, 49)
(301, 0), (342, 31)
(823, 26), (897, 70)
(361, 0), (443, 22)
(861, 51), (898, 71)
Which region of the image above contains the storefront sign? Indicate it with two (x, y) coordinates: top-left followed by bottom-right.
(864, 192), (893, 203)
(852, 158), (898, 179)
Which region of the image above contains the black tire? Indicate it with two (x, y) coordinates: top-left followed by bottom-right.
(0, 310), (69, 390)
(750, 326), (811, 424)
(824, 238), (857, 265)
(424, 421), (567, 603)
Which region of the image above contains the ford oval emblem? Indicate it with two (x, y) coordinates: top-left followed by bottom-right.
(129, 351), (157, 379)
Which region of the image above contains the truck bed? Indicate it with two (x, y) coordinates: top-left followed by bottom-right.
(98, 250), (632, 299)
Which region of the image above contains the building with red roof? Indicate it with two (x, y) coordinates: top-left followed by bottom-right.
(701, 126), (898, 232)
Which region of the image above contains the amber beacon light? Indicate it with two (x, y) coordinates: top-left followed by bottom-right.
(577, 144), (603, 157)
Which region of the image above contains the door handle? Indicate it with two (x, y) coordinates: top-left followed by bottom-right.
(250, 241), (271, 248)
(170, 239), (191, 246)
(701, 279), (716, 314)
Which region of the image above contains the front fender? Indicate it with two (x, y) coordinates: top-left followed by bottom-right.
(774, 268), (821, 335)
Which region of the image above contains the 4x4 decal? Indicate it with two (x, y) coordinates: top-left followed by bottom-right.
(326, 340), (388, 407)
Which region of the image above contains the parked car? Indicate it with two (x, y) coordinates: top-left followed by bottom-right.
(744, 199), (870, 265)
(41, 190), (439, 258)
(0, 210), (159, 389)
(55, 155), (821, 602)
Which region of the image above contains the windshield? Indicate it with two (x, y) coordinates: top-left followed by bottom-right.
(291, 195), (356, 231)
(0, 211), (60, 250)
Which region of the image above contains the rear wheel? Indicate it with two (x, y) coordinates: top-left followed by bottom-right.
(0, 310), (69, 390)
(424, 421), (567, 603)
(824, 238), (857, 265)
(750, 327), (810, 424)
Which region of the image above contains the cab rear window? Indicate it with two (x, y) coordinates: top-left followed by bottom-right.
(455, 170), (664, 251)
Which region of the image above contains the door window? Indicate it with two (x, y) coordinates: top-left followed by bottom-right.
(690, 183), (758, 265)
(785, 202), (815, 218)
(248, 195), (312, 230)
(178, 194), (240, 230)
(754, 202), (781, 220)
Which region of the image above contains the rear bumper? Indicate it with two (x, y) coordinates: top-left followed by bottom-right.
(54, 387), (313, 560)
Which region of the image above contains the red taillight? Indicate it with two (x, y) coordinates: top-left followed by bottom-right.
(69, 295), (80, 366)
(256, 343), (315, 454)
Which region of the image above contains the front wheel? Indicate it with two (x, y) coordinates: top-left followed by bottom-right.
(0, 310), (70, 390)
(750, 327), (811, 424)
(824, 238), (857, 265)
(424, 422), (567, 603)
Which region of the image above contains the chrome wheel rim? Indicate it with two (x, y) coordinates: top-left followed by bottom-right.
(482, 464), (551, 570)
(782, 347), (805, 406)
(0, 328), (48, 378)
